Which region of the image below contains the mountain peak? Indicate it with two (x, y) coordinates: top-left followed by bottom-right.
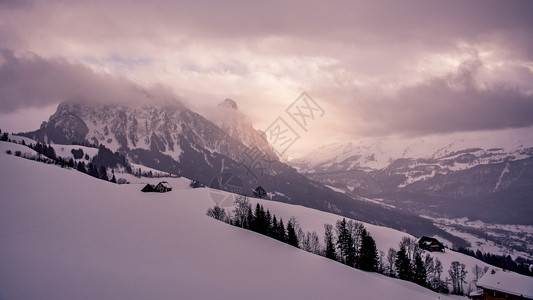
(219, 98), (238, 110)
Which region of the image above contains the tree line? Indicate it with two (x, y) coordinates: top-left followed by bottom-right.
(2, 131), (172, 185)
(207, 197), (381, 274)
(1, 133), (124, 184)
(207, 197), (482, 296)
(456, 247), (533, 277)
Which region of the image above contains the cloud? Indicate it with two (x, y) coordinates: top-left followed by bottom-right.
(338, 59), (533, 136)
(1, 0), (532, 144)
(3, 0), (532, 59)
(0, 49), (182, 113)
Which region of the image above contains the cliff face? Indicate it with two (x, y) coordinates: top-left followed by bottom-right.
(21, 99), (462, 245)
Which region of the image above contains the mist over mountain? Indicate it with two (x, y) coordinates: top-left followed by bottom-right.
(20, 98), (465, 246)
(3, 1), (533, 298)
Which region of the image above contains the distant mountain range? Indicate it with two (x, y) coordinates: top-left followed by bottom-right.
(289, 130), (533, 224)
(21, 98), (464, 246)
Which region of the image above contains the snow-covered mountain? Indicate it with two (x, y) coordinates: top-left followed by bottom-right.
(291, 127), (533, 173)
(289, 128), (533, 223)
(0, 144), (505, 299)
(19, 99), (463, 244)
(22, 99), (279, 185)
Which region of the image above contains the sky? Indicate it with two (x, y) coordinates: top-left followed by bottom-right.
(1, 0), (533, 155)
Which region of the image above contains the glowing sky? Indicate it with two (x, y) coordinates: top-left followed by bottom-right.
(1, 0), (533, 155)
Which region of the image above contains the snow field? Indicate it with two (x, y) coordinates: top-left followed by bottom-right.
(0, 148), (485, 299)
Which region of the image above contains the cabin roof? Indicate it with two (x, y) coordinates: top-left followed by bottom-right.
(469, 289), (483, 297)
(477, 270), (533, 299)
(419, 236), (443, 245)
(157, 181), (172, 188)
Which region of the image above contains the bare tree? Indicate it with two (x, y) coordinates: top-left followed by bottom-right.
(299, 230), (312, 252)
(448, 261), (468, 295)
(387, 248), (397, 277)
(348, 220), (365, 261)
(206, 205), (227, 221)
(233, 195), (250, 228)
(309, 231), (322, 255)
(472, 264), (489, 284)
(399, 236), (419, 261)
(298, 228), (307, 250)
(377, 250), (386, 274)
(433, 258), (444, 291)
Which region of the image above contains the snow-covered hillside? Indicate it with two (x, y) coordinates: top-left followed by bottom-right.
(0, 141), (500, 299)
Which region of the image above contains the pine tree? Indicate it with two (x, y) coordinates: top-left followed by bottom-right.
(336, 218), (356, 266)
(87, 163), (99, 178)
(77, 161), (86, 173)
(253, 204), (268, 234)
(413, 252), (427, 286)
(252, 203), (261, 232)
(44, 145), (57, 159)
(253, 185), (267, 199)
(324, 224), (337, 260)
(245, 206), (254, 230)
(286, 218), (299, 247)
(99, 166), (108, 180)
(271, 215), (279, 239)
(265, 210), (272, 236)
(359, 229), (378, 272)
(396, 245), (412, 280)
(277, 218), (287, 242)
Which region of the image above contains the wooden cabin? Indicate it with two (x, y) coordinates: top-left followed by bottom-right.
(469, 269), (533, 300)
(154, 181), (172, 193)
(418, 236), (445, 252)
(141, 181), (172, 193)
(141, 184), (155, 192)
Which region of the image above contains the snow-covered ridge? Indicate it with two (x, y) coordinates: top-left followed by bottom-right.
(290, 127), (533, 190)
(0, 144), (502, 299)
(291, 126), (533, 172)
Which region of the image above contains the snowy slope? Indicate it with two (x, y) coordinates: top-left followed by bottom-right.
(0, 140), (41, 158)
(0, 147), (486, 299)
(242, 194), (494, 290)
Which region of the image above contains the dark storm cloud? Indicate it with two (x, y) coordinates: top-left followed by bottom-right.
(350, 60), (533, 136)
(1, 0), (533, 139)
(0, 0), (31, 9)
(3, 0), (533, 56)
(0, 49), (180, 112)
